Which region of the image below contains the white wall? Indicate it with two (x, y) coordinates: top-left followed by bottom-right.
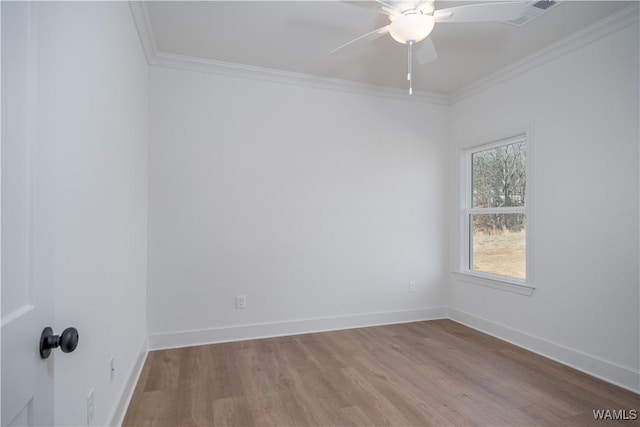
(11, 4), (635, 425)
(147, 67), (450, 345)
(449, 19), (639, 390)
(36, 3), (149, 425)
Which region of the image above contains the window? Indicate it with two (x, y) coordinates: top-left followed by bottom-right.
(462, 135), (529, 288)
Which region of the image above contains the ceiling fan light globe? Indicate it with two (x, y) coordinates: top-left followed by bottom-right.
(388, 13), (434, 44)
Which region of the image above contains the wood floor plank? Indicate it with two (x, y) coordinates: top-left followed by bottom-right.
(123, 320), (639, 426)
(340, 366), (413, 426)
(143, 349), (181, 392)
(212, 397), (255, 426)
(336, 405), (375, 426)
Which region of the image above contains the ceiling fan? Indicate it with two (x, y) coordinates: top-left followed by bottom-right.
(332, 0), (529, 94)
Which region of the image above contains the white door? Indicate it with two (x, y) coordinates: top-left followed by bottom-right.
(1, 2), (56, 426)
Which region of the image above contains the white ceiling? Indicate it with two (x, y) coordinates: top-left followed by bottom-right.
(143, 1), (633, 95)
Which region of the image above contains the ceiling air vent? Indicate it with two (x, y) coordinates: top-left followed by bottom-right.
(505, 0), (559, 27)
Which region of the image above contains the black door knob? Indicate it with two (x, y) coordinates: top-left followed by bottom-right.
(40, 327), (79, 359)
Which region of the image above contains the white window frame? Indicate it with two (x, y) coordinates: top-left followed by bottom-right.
(455, 133), (535, 296)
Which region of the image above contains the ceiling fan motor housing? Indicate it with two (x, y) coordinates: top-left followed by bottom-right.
(389, 11), (435, 44)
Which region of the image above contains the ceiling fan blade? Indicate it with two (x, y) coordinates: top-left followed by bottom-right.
(330, 25), (391, 54)
(374, 0), (399, 11)
(415, 37), (438, 64)
(378, 5), (399, 16)
(343, 1), (399, 16)
(434, 1), (528, 23)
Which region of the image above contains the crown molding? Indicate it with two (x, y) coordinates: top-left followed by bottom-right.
(450, 3), (640, 104)
(130, 1), (639, 107)
(127, 1), (447, 105)
(128, 1), (157, 64)
(151, 51), (450, 105)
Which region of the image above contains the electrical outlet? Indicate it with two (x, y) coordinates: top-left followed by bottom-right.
(408, 281), (416, 292)
(236, 295), (246, 309)
(110, 356), (115, 382)
(87, 388), (95, 425)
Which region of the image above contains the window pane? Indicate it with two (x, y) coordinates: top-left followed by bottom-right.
(472, 141), (526, 208)
(471, 214), (525, 279)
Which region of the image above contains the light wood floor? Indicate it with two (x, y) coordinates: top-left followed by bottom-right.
(123, 320), (639, 426)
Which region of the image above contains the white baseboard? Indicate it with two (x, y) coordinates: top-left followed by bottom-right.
(114, 306), (636, 423)
(148, 306), (448, 351)
(448, 307), (640, 394)
(108, 336), (149, 426)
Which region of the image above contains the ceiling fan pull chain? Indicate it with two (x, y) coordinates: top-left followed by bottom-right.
(408, 40), (414, 95)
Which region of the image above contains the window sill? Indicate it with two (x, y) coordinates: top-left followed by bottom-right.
(452, 271), (535, 296)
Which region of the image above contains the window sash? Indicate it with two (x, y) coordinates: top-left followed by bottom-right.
(465, 134), (527, 211)
(467, 212), (526, 278)
(462, 135), (529, 286)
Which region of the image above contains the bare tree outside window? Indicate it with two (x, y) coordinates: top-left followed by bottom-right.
(467, 139), (526, 280)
